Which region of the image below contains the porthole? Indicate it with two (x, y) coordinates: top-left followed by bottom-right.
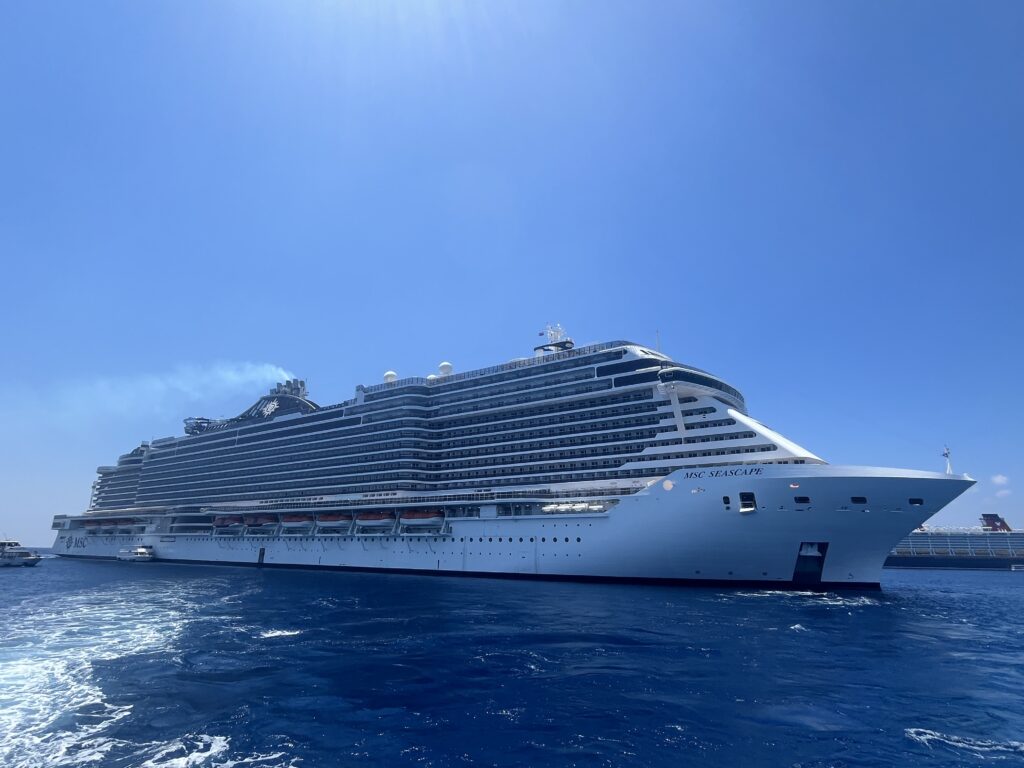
(851, 496), (868, 505)
(909, 498), (924, 506)
(542, 537), (546, 542)
(576, 537), (581, 542)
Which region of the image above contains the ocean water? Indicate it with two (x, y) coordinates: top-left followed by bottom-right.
(2, 559), (1022, 768)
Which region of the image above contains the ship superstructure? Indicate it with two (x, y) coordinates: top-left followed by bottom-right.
(52, 330), (974, 588)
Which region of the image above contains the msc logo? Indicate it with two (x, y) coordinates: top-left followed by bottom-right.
(64, 536), (88, 550)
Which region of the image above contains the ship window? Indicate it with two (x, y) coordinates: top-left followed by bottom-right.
(794, 496), (811, 504)
(722, 496), (731, 506)
(909, 498), (924, 506)
(851, 496), (868, 504)
(739, 492), (757, 512)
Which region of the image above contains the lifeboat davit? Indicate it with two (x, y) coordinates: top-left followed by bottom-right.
(355, 511), (396, 529)
(399, 510), (445, 527)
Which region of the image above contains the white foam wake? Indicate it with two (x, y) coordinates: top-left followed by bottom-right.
(0, 579), (302, 768)
(258, 630), (302, 639)
(0, 582), (194, 767)
(906, 728), (1024, 756)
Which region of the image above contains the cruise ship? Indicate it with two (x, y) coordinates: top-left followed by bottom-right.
(52, 328), (974, 589)
(885, 514), (1024, 571)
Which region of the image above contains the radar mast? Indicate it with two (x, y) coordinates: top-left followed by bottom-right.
(534, 323), (575, 356)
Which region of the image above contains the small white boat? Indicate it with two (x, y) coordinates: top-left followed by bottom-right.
(116, 545), (155, 562)
(0, 540), (41, 567)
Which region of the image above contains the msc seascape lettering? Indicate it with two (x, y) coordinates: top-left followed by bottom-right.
(684, 468), (764, 479)
(51, 326), (974, 589)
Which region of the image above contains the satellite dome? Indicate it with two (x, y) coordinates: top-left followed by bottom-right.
(383, 371), (398, 383)
(426, 374), (438, 381)
(438, 361), (453, 376)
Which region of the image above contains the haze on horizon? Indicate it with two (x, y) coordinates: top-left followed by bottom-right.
(1, 1), (1021, 544)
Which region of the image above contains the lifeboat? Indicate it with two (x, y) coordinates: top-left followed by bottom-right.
(281, 514), (315, 528)
(254, 515), (278, 526)
(399, 510), (445, 527)
(213, 515), (244, 527)
(317, 513), (353, 532)
(318, 513), (352, 523)
(355, 511), (396, 529)
(83, 520), (101, 529)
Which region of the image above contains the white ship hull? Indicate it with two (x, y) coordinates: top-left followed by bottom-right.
(53, 465), (972, 589)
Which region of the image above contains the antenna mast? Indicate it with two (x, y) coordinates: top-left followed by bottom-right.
(943, 445), (953, 475)
(534, 323), (575, 356)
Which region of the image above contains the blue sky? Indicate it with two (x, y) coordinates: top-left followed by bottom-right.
(1, 1), (1021, 544)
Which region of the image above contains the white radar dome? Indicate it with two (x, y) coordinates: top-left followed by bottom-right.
(438, 361), (453, 376)
(383, 371), (398, 383)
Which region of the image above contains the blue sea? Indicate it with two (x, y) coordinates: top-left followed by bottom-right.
(2, 558), (1023, 768)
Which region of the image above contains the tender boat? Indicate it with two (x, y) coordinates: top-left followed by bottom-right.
(116, 545), (155, 562)
(399, 510), (445, 527)
(355, 511), (396, 529)
(0, 540), (42, 567)
(316, 513), (354, 533)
